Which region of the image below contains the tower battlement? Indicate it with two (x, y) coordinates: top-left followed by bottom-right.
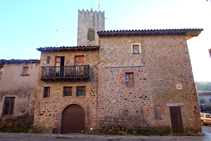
(77, 9), (105, 46)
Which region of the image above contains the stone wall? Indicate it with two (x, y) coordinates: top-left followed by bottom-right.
(34, 50), (99, 133)
(0, 63), (39, 117)
(97, 35), (201, 133)
(97, 36), (153, 130)
(77, 9), (105, 46)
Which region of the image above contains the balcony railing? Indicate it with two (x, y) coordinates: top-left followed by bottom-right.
(41, 65), (89, 80)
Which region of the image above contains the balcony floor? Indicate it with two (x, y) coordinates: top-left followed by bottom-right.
(41, 76), (89, 81)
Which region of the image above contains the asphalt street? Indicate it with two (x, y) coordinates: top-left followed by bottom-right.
(0, 127), (211, 141)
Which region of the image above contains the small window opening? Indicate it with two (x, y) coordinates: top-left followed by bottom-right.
(47, 56), (50, 64)
(43, 87), (50, 98)
(124, 110), (128, 116)
(133, 45), (139, 53)
(125, 72), (134, 85)
(88, 29), (95, 41)
(0, 66), (3, 71)
(0, 66), (3, 80)
(3, 97), (15, 116)
(154, 107), (161, 120)
(22, 67), (29, 74)
(63, 87), (72, 96)
(77, 86), (86, 97)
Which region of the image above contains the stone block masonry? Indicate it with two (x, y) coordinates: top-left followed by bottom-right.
(97, 35), (201, 133)
(77, 9), (105, 46)
(34, 50), (99, 133)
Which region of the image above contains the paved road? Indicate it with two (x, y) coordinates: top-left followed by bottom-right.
(0, 127), (211, 141)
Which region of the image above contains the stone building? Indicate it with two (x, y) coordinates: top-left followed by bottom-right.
(0, 9), (203, 135)
(34, 46), (99, 133)
(0, 59), (40, 118)
(97, 29), (202, 134)
(33, 9), (203, 135)
(77, 9), (105, 46)
(34, 9), (104, 134)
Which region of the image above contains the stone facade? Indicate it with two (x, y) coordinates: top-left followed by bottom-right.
(0, 60), (40, 118)
(0, 9), (203, 135)
(34, 50), (99, 133)
(77, 9), (105, 46)
(97, 35), (201, 133)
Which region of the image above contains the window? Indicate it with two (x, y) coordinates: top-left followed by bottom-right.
(77, 86), (86, 96)
(75, 56), (85, 75)
(0, 66), (3, 80)
(154, 107), (161, 120)
(0, 72), (2, 79)
(206, 114), (211, 118)
(0, 66), (3, 71)
(63, 87), (72, 96)
(22, 67), (29, 75)
(200, 113), (204, 117)
(133, 45), (139, 53)
(43, 87), (50, 98)
(75, 56), (84, 65)
(87, 29), (95, 41)
(47, 56), (50, 64)
(124, 110), (128, 116)
(125, 73), (134, 85)
(2, 97), (15, 116)
(131, 43), (141, 54)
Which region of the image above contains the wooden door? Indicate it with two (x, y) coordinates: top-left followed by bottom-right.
(55, 57), (61, 76)
(75, 56), (84, 75)
(62, 105), (85, 134)
(169, 107), (184, 133)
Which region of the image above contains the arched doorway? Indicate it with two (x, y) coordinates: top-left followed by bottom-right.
(62, 104), (85, 134)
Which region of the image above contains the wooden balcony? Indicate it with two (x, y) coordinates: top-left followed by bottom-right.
(41, 65), (89, 81)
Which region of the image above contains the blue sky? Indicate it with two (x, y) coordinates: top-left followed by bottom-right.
(0, 0), (211, 81)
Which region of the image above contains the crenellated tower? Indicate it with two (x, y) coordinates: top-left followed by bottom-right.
(77, 9), (105, 46)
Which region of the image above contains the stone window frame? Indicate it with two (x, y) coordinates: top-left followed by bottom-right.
(43, 87), (50, 98)
(21, 66), (29, 76)
(131, 43), (141, 54)
(63, 86), (72, 97)
(87, 28), (95, 41)
(2, 97), (15, 116)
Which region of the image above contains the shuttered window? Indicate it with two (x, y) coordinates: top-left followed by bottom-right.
(75, 56), (84, 65)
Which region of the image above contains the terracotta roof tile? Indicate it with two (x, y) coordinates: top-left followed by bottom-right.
(97, 28), (203, 40)
(37, 46), (99, 52)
